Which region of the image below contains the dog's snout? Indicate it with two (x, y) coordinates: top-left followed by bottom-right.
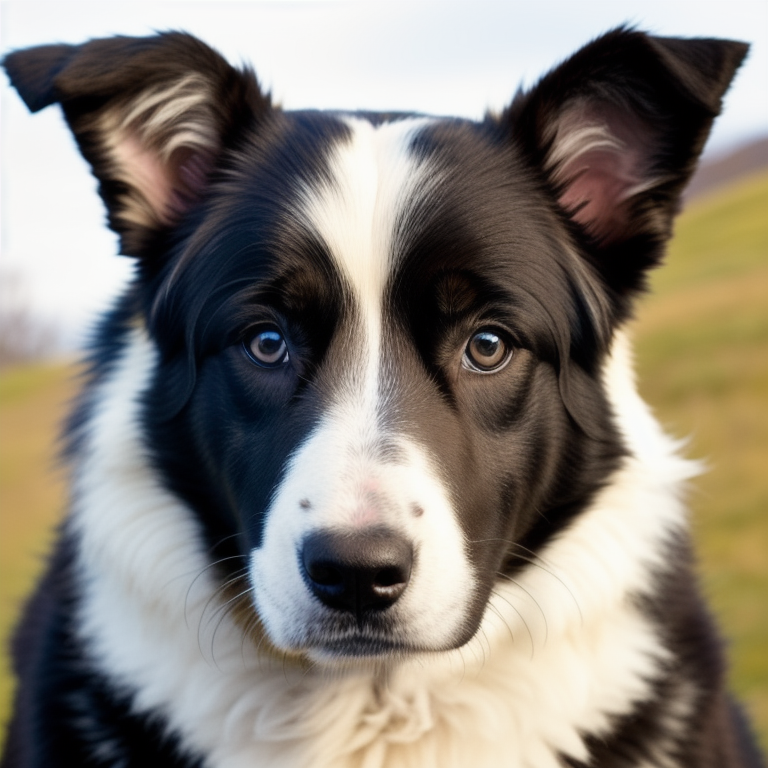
(301, 528), (413, 618)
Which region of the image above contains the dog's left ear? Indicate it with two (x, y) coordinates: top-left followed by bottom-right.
(4, 32), (270, 257)
(503, 28), (748, 301)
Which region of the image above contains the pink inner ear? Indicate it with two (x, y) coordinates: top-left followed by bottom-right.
(550, 105), (655, 244)
(113, 134), (214, 226)
(115, 134), (176, 224)
(166, 146), (216, 220)
(558, 146), (647, 242)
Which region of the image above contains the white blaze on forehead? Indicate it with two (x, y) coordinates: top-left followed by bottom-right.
(298, 116), (436, 408)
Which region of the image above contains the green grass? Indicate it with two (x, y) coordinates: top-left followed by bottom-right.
(0, 172), (766, 753)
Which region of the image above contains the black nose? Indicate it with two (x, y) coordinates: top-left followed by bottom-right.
(301, 528), (413, 621)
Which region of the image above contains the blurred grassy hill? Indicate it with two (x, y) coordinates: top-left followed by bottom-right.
(634, 169), (768, 750)
(0, 362), (79, 744)
(0, 171), (766, 753)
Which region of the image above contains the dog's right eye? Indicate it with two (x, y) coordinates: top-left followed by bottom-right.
(462, 330), (512, 373)
(243, 329), (290, 368)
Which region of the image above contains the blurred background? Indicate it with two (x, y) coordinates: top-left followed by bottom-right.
(1, 0), (766, 754)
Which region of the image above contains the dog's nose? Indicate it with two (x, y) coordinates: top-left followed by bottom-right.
(301, 528), (413, 618)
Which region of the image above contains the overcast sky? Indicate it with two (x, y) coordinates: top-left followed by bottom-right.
(2, 0), (767, 348)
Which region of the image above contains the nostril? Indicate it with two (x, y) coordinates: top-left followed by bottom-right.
(374, 566), (406, 589)
(306, 561), (344, 587)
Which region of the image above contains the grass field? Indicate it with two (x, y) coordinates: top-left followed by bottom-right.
(1, 171), (766, 754)
(0, 361), (80, 742)
(634, 170), (768, 750)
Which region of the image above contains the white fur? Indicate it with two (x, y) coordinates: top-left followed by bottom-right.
(74, 321), (694, 768)
(297, 115), (438, 406)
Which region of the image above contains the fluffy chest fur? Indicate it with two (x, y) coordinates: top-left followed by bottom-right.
(3, 26), (762, 768)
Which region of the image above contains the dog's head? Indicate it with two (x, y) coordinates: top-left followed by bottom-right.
(4, 30), (746, 662)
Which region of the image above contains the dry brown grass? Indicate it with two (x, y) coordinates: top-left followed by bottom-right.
(0, 362), (79, 732)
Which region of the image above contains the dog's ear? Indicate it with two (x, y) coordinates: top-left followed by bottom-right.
(502, 28), (748, 301)
(4, 32), (269, 257)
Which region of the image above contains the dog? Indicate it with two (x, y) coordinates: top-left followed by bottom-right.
(2, 27), (763, 768)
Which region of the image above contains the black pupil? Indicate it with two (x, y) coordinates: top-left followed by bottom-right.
(252, 331), (285, 364)
(469, 332), (505, 368)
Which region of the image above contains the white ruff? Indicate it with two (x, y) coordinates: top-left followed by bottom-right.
(73, 326), (695, 768)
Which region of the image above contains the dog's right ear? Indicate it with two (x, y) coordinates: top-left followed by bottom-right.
(500, 28), (748, 313)
(4, 32), (270, 257)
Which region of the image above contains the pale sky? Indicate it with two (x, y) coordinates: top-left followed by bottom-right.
(2, 0), (767, 348)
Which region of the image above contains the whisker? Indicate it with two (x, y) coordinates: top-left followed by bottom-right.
(486, 600), (515, 646)
(495, 572), (548, 646)
(210, 585), (254, 664)
(467, 536), (582, 622)
(201, 578), (252, 633)
(194, 571), (249, 657)
(183, 555), (247, 628)
(490, 588), (535, 659)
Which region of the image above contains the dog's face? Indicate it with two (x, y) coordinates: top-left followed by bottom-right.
(153, 113), (622, 658)
(4, 30), (746, 663)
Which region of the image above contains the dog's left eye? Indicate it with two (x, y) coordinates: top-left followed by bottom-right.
(462, 330), (511, 373)
(243, 329), (290, 368)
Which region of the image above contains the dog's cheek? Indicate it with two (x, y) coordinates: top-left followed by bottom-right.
(159, 348), (310, 554)
(450, 356), (560, 522)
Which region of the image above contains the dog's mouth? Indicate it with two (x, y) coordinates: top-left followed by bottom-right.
(306, 633), (412, 659)
(291, 607), (421, 660)
(227, 578), (422, 662)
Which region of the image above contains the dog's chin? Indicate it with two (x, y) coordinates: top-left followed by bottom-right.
(264, 615), (475, 670)
(300, 634), (463, 672)
(303, 636), (416, 668)
(294, 620), (482, 671)
(232, 594), (438, 667)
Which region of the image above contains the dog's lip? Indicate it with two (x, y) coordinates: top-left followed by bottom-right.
(303, 632), (413, 658)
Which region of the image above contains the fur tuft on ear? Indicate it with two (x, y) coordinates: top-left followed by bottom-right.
(543, 101), (659, 245)
(4, 33), (271, 256)
(502, 28), (748, 299)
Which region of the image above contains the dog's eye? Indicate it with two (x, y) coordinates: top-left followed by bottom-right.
(244, 328), (290, 368)
(463, 330), (511, 373)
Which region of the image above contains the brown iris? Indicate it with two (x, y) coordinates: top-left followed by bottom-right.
(463, 331), (510, 372)
(245, 329), (289, 367)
